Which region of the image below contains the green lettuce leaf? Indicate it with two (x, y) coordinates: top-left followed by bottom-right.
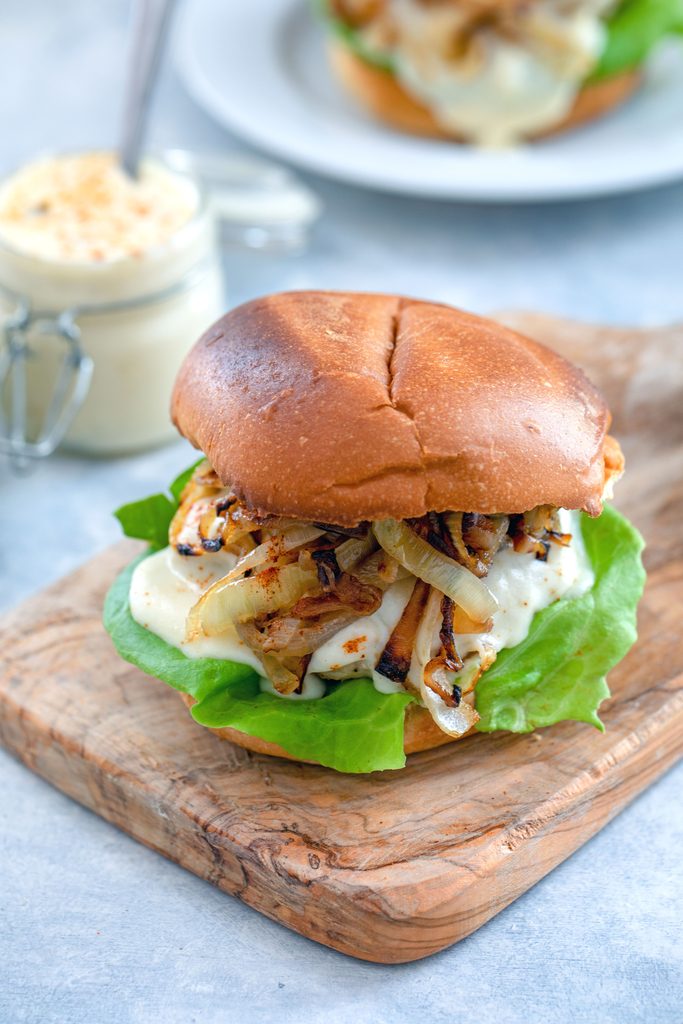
(594, 0), (683, 80)
(313, 0), (396, 72)
(114, 494), (177, 551)
(103, 557), (414, 773)
(105, 461), (644, 772)
(113, 458), (203, 549)
(475, 505), (645, 732)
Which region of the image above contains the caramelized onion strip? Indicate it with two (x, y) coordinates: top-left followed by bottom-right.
(375, 579), (430, 683)
(373, 518), (497, 621)
(186, 563), (318, 639)
(223, 525), (324, 582)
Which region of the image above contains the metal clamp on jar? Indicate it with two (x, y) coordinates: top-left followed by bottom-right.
(0, 295), (93, 462)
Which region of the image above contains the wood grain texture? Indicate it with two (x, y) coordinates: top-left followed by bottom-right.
(1, 316), (682, 964)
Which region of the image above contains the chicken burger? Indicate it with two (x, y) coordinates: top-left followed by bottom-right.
(105, 291), (645, 772)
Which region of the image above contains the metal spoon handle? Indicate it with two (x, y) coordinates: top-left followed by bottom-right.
(120, 0), (177, 178)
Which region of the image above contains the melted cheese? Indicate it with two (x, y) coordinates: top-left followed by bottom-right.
(382, 0), (614, 146)
(129, 510), (593, 704)
(308, 575), (416, 694)
(129, 547), (325, 699)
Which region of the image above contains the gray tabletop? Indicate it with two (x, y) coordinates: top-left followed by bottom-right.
(1, 3), (682, 1023)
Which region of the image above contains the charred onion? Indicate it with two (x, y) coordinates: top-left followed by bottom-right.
(373, 518), (498, 621)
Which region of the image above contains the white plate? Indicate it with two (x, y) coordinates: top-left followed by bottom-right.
(176, 0), (683, 202)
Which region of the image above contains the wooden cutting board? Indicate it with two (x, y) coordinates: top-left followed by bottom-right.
(1, 315), (682, 964)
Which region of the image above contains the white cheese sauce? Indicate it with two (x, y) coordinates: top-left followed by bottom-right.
(385, 0), (614, 146)
(308, 575), (417, 695)
(129, 509), (593, 702)
(456, 508), (593, 659)
(129, 547), (325, 699)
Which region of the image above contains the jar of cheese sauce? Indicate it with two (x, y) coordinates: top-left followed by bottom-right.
(0, 151), (224, 455)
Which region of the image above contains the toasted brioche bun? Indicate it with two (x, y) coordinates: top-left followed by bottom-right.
(178, 691), (465, 765)
(172, 290), (617, 525)
(328, 40), (641, 142)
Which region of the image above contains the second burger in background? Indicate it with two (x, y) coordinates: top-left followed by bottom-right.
(318, 0), (683, 146)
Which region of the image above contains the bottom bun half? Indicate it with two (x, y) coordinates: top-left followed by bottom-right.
(329, 41), (641, 142)
(178, 691), (467, 767)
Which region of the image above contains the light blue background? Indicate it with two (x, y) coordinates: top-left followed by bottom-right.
(1, 3), (681, 1022)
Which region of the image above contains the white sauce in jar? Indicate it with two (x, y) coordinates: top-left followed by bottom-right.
(0, 151), (224, 454)
(0, 152), (197, 263)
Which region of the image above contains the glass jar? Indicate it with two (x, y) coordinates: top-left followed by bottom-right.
(0, 154), (224, 457)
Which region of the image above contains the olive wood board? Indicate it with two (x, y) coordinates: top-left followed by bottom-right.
(1, 314), (682, 964)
